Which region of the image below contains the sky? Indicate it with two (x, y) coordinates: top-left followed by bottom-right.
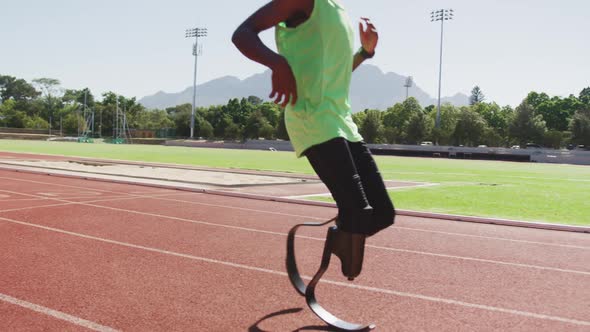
(1, 0), (589, 106)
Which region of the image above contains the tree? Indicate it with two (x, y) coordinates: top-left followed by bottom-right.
(382, 103), (405, 143)
(0, 99), (26, 127)
(95, 92), (143, 137)
(61, 112), (86, 135)
(23, 116), (49, 130)
(199, 119), (214, 138)
(276, 108), (289, 140)
(534, 95), (581, 131)
(405, 111), (434, 144)
(509, 101), (547, 146)
(134, 109), (173, 130)
(525, 92), (550, 109)
(214, 115), (236, 138)
(382, 127), (401, 144)
(579, 87), (590, 105)
(542, 130), (565, 149)
(569, 109), (590, 146)
(482, 127), (504, 147)
(32, 78), (63, 128)
(0, 76), (40, 102)
(453, 108), (487, 146)
(247, 96), (263, 105)
(166, 104), (192, 137)
(259, 122), (275, 139)
(429, 103), (460, 145)
(382, 97), (423, 143)
(62, 88), (95, 108)
(472, 102), (513, 145)
(259, 102), (280, 127)
(33, 78), (61, 96)
(201, 105), (225, 137)
(224, 122), (243, 140)
(469, 86), (485, 105)
(243, 110), (271, 140)
(359, 109), (384, 143)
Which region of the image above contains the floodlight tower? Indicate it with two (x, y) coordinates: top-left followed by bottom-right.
(185, 27), (207, 139)
(431, 9), (454, 128)
(404, 76), (414, 100)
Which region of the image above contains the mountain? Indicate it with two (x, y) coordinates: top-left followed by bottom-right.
(139, 65), (469, 111)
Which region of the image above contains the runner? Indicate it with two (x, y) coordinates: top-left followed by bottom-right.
(232, 0), (395, 242)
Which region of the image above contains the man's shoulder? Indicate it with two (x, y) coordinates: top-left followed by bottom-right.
(272, 0), (314, 16)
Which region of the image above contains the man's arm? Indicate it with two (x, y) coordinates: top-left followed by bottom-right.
(232, 0), (313, 106)
(353, 18), (378, 72)
(352, 51), (370, 71)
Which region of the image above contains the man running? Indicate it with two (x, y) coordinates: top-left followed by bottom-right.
(232, 0), (395, 268)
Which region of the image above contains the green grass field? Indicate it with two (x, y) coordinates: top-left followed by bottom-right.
(1, 140), (589, 226)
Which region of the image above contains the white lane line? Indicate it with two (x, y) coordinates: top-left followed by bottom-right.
(380, 170), (590, 183)
(0, 198), (48, 202)
(0, 202), (74, 213)
(0, 175), (182, 197)
(132, 194), (590, 251)
(393, 226), (590, 251)
(0, 190), (192, 214)
(0, 292), (119, 332)
(131, 194), (336, 221)
(1, 189), (588, 274)
(293, 231), (590, 275)
(325, 280), (590, 327)
(6, 189), (588, 276)
(285, 183), (440, 199)
(363, 243), (590, 276)
(0, 188), (189, 205)
(1, 175), (588, 251)
(0, 216), (588, 328)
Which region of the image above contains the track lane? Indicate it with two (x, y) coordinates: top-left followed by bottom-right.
(1, 201), (589, 324)
(1, 168), (589, 330)
(1, 217), (589, 331)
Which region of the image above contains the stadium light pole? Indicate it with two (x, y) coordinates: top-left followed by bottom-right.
(185, 27), (207, 139)
(404, 76), (414, 100)
(431, 9), (453, 129)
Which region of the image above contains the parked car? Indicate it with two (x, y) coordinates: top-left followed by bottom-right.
(525, 143), (542, 149)
(511, 145), (521, 149)
(420, 141), (433, 146)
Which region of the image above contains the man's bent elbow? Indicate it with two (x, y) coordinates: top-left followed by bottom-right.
(232, 24), (253, 49)
(231, 28), (241, 48)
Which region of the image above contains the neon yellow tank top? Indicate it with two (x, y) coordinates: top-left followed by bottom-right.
(275, 0), (363, 157)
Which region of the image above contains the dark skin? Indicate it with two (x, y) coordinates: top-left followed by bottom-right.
(232, 0), (379, 107)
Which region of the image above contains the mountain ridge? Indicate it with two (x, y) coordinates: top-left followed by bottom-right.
(139, 64), (469, 111)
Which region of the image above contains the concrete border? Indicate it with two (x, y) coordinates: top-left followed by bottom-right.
(0, 150), (319, 180)
(0, 161), (314, 188)
(0, 163), (588, 234)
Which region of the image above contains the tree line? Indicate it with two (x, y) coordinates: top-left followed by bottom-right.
(0, 74), (285, 141)
(1, 74), (589, 148)
(353, 86), (590, 148)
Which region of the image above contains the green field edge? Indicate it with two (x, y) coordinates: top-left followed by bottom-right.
(0, 140), (588, 227)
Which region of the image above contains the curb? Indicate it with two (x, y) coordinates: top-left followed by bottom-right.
(0, 163), (588, 234)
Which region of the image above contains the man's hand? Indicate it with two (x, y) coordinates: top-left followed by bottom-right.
(232, 0), (311, 107)
(359, 17), (378, 54)
(269, 57), (298, 107)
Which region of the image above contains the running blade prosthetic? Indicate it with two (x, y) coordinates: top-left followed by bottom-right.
(286, 218), (375, 331)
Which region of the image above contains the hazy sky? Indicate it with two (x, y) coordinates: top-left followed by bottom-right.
(1, 0), (588, 106)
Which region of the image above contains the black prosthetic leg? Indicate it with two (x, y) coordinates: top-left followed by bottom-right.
(286, 218), (375, 331)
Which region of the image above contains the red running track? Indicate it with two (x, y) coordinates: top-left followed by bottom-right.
(0, 169), (589, 331)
